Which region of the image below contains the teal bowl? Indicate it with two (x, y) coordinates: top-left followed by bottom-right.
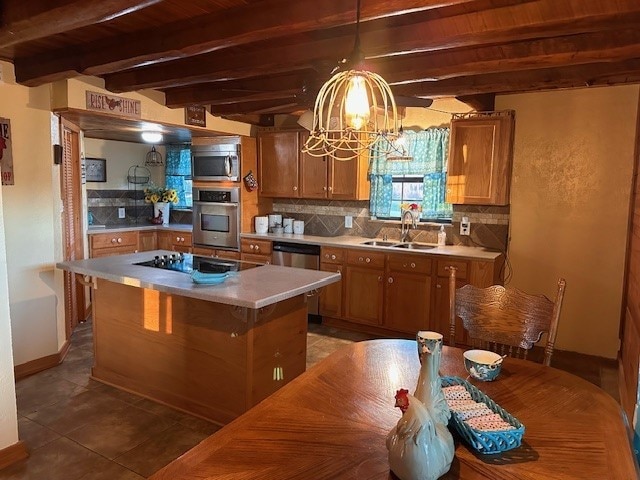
(463, 350), (503, 381)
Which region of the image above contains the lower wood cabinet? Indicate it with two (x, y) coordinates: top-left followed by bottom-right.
(157, 231), (192, 253)
(192, 246), (241, 260)
(321, 246), (503, 344)
(384, 254), (432, 334)
(89, 231), (139, 258)
(138, 231), (157, 251)
(319, 247), (345, 318)
(240, 238), (272, 265)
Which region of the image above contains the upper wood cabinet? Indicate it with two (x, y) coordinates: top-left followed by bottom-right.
(446, 111), (515, 205)
(258, 130), (370, 200)
(258, 131), (300, 198)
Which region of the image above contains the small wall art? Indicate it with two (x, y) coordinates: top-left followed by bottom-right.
(85, 157), (107, 182)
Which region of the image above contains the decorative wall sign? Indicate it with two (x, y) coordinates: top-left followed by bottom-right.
(86, 91), (141, 118)
(0, 117), (14, 185)
(185, 105), (206, 127)
(85, 157), (107, 182)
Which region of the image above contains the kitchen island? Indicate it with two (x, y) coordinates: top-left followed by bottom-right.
(57, 251), (340, 425)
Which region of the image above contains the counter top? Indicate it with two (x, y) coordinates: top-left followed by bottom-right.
(57, 250), (340, 309)
(87, 224), (191, 234)
(241, 232), (503, 261)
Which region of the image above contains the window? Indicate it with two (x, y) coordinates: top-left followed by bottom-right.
(390, 176), (424, 219)
(369, 128), (452, 222)
(165, 145), (192, 209)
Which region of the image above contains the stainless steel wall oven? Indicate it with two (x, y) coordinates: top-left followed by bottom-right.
(192, 186), (240, 250)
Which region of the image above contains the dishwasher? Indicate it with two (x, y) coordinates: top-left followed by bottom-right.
(272, 241), (321, 318)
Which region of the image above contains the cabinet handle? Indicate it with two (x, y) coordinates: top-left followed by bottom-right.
(324, 253), (329, 259)
(265, 260), (271, 264)
(328, 186), (332, 192)
(388, 277), (394, 284)
(322, 187), (327, 191)
(117, 238), (122, 244)
(293, 186), (298, 191)
(250, 244), (255, 250)
(111, 238), (116, 243)
(331, 254), (336, 260)
(378, 276), (382, 282)
(255, 245), (260, 252)
(365, 257), (371, 263)
(411, 262), (416, 268)
(436, 284), (442, 289)
(358, 256), (363, 262)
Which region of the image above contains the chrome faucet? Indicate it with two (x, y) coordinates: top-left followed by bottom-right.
(400, 210), (417, 243)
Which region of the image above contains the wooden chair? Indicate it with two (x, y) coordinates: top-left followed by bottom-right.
(448, 267), (566, 366)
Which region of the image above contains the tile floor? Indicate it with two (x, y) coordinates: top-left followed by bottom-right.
(1, 320), (619, 479)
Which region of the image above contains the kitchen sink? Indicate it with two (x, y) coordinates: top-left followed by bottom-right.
(392, 243), (436, 250)
(361, 240), (398, 247)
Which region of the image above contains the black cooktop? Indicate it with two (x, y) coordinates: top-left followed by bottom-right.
(135, 253), (254, 274)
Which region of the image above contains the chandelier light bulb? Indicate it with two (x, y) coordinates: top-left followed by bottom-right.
(344, 74), (370, 130)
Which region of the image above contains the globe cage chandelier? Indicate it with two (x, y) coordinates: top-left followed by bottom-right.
(301, 0), (400, 161)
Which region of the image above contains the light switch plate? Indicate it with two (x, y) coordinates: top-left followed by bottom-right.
(460, 216), (470, 235)
(118, 207), (126, 219)
(345, 215), (353, 228)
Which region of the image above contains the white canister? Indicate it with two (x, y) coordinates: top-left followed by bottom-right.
(282, 218), (294, 234)
(293, 220), (305, 235)
(255, 216), (269, 234)
(268, 214), (282, 228)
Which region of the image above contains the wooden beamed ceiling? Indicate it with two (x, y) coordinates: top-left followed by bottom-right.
(2, 0), (640, 123)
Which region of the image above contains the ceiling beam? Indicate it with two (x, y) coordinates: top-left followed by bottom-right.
(0, 0), (162, 48)
(456, 94), (495, 111)
(12, 0), (475, 87)
(163, 28), (640, 108)
(99, 0), (640, 93)
(391, 59), (640, 98)
(210, 99), (302, 116)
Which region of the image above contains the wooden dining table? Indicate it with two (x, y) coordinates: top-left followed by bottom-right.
(150, 339), (639, 480)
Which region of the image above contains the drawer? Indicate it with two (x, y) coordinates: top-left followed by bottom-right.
(215, 249), (241, 260)
(321, 247), (345, 264)
(387, 253), (431, 275)
(90, 245), (138, 258)
(241, 253), (271, 265)
(437, 259), (468, 280)
(346, 249), (385, 268)
(192, 246), (216, 257)
(171, 232), (192, 247)
(91, 231), (138, 249)
(241, 238), (272, 255)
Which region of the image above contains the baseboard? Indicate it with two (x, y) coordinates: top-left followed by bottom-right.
(0, 441), (28, 471)
(13, 341), (71, 380)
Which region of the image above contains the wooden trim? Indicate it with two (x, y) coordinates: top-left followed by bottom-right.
(13, 341), (70, 380)
(0, 441), (28, 470)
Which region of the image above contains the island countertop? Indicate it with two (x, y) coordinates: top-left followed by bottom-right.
(56, 250), (340, 309)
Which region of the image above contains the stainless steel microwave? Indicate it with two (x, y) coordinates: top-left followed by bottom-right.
(191, 138), (240, 182)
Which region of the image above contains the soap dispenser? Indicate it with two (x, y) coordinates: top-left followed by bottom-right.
(437, 225), (447, 246)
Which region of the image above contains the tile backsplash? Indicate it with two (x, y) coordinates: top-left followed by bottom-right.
(272, 199), (509, 251)
(87, 189), (191, 226)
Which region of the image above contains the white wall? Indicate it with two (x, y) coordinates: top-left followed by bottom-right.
(0, 184), (19, 450)
(498, 85), (639, 358)
(0, 61), (64, 366)
(83, 139), (165, 189)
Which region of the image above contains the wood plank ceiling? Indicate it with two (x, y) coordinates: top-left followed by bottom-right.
(2, 0), (640, 126)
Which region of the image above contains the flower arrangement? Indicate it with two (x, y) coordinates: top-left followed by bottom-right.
(400, 202), (422, 212)
(144, 184), (178, 204)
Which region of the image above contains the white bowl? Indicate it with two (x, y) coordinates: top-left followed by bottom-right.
(463, 349), (503, 381)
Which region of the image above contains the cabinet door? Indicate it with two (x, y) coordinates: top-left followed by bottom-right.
(215, 250), (241, 260)
(241, 253), (271, 265)
(328, 157), (358, 199)
(91, 245), (138, 258)
(157, 231), (172, 250)
(434, 276), (469, 346)
(385, 272), (431, 334)
(138, 231), (157, 251)
(446, 114), (513, 205)
(299, 132), (328, 198)
(344, 265), (384, 325)
(319, 263), (343, 318)
(258, 131), (300, 198)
